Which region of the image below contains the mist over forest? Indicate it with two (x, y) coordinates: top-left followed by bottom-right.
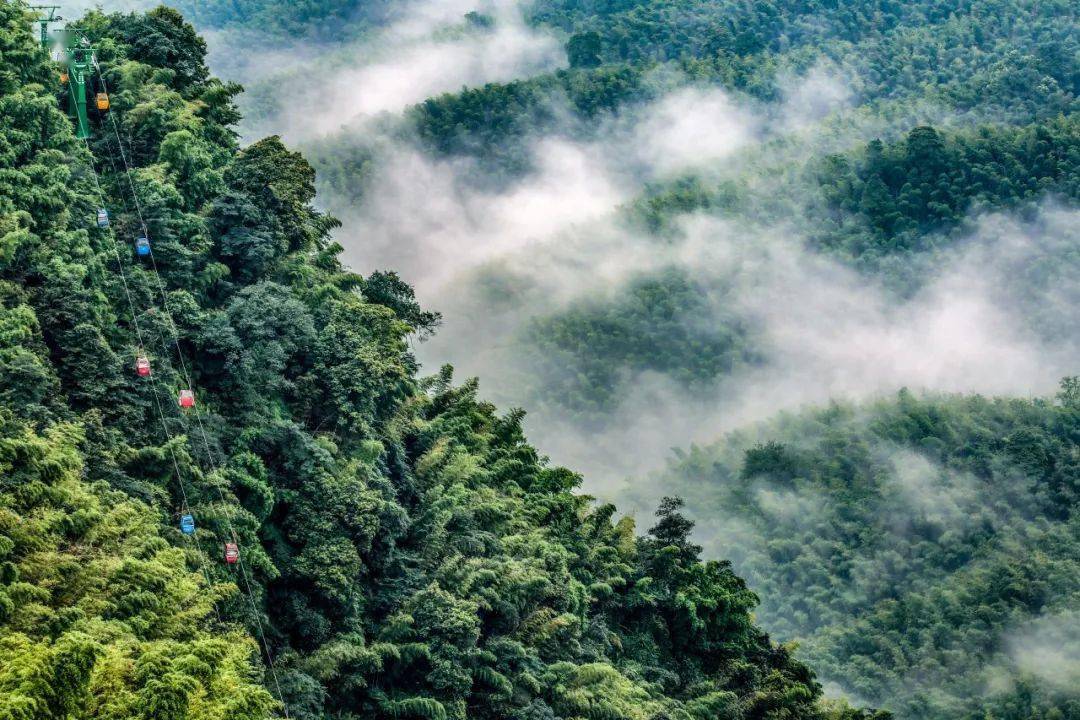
(205, 2), (1080, 713)
(209, 0), (1078, 488)
(2, 0), (1077, 718)
(216, 1), (1080, 714)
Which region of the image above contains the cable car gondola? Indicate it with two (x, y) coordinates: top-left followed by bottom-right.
(96, 208), (109, 228)
(224, 543), (239, 564)
(135, 237), (151, 257)
(180, 514), (196, 535)
(95, 92), (109, 111)
(135, 356), (151, 377)
(178, 389), (195, 408)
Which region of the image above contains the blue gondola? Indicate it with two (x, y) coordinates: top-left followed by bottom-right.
(96, 208), (110, 228)
(135, 237), (151, 257)
(180, 514), (196, 535)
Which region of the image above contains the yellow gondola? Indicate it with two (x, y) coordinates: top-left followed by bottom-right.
(95, 92), (109, 111)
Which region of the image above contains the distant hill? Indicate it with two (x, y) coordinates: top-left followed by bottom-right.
(639, 388), (1080, 719)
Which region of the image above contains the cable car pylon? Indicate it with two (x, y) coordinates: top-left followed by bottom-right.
(29, 5), (61, 49)
(33, 6), (104, 140)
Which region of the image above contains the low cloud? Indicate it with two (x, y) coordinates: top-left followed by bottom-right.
(880, 448), (982, 528)
(232, 0), (1077, 497)
(631, 86), (760, 175)
(327, 81), (764, 308)
(222, 0), (565, 142)
(478, 207), (1078, 492)
(336, 137), (630, 296)
(1001, 610), (1080, 693)
(774, 61), (856, 132)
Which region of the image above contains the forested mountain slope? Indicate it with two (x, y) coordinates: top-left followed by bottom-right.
(179, 0), (1078, 717)
(639, 388), (1080, 719)
(400, 0), (1077, 174)
(0, 4), (879, 718)
(261, 0), (1078, 439)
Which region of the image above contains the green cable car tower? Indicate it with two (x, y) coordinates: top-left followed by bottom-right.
(64, 34), (94, 139)
(29, 5), (60, 49)
(30, 6), (96, 139)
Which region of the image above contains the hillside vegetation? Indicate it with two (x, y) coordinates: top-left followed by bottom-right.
(0, 4), (877, 719)
(641, 388), (1080, 719)
(202, 0), (1079, 716)
(400, 0), (1077, 175)
(284, 0), (1079, 423)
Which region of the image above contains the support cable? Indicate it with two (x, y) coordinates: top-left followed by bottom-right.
(76, 129), (219, 618)
(92, 65), (292, 718)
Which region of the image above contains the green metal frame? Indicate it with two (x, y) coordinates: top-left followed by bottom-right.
(66, 35), (93, 139)
(31, 7), (96, 140)
(29, 5), (61, 50)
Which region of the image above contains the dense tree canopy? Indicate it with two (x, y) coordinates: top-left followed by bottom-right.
(642, 389), (1080, 719)
(0, 3), (868, 719)
(813, 119), (1080, 262)
(4, 0), (1077, 717)
(385, 0), (1077, 176)
(231, 0), (1078, 715)
(284, 0), (1078, 428)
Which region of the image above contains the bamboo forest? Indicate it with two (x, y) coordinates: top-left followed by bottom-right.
(0, 0), (1077, 718)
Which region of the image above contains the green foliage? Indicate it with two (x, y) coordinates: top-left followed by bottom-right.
(524, 267), (757, 416)
(188, 0), (1077, 716)
(566, 31), (602, 69)
(814, 119), (1080, 262)
(647, 389), (1080, 719)
(410, 75), (565, 176)
(0, 4), (844, 720)
(391, 0), (1077, 177)
(91, 6), (210, 91)
(623, 176), (741, 234)
(0, 418), (275, 719)
(528, 0), (1078, 118)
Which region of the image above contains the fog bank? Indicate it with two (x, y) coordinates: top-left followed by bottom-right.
(218, 0), (565, 142)
(212, 0), (1078, 498)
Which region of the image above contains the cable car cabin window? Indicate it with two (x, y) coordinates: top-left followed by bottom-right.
(178, 389), (195, 408)
(224, 543), (239, 564)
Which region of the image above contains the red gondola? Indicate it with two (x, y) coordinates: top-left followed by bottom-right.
(224, 542), (239, 564)
(135, 356), (151, 377)
(178, 389), (195, 408)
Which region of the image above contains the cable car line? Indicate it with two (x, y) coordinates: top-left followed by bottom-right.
(94, 120), (291, 718)
(92, 63), (292, 719)
(78, 134), (220, 617)
(45, 17), (291, 713)
(48, 18), (290, 714)
(94, 117), (206, 437)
